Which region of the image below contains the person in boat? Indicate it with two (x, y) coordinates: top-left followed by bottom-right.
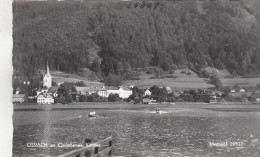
(155, 108), (161, 111)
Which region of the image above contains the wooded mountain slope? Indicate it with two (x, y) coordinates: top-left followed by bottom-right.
(13, 0), (260, 78)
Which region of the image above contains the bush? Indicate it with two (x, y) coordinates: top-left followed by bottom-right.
(199, 70), (210, 78)
(87, 95), (96, 102)
(108, 93), (120, 102)
(88, 72), (98, 81)
(248, 96), (256, 102)
(79, 95), (87, 102)
(210, 75), (223, 89)
(169, 69), (175, 74)
(256, 84), (260, 90)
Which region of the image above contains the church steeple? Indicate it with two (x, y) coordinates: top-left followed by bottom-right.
(43, 61), (52, 88)
(46, 61), (50, 76)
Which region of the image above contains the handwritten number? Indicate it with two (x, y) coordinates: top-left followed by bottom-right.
(154, 2), (159, 10)
(126, 1), (159, 10)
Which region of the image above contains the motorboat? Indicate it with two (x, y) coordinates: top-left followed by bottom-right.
(155, 108), (163, 114)
(89, 111), (97, 118)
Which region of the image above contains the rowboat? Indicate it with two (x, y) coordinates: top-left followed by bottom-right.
(89, 111), (97, 117)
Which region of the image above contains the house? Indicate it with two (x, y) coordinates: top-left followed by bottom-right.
(12, 94), (25, 103)
(106, 86), (119, 97)
(97, 89), (107, 97)
(76, 86), (132, 99)
(143, 89), (151, 96)
(230, 89), (236, 93)
(142, 98), (157, 104)
(118, 87), (132, 99)
(106, 86), (132, 99)
(37, 93), (54, 104)
(212, 90), (223, 96)
(128, 85), (135, 89)
(251, 92), (260, 102)
(239, 88), (246, 93)
(166, 86), (172, 94)
(14, 87), (21, 94)
(75, 87), (89, 95)
(37, 87), (49, 96)
(75, 86), (107, 96)
(212, 68), (219, 74)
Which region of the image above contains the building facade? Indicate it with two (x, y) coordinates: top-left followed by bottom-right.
(12, 94), (25, 103)
(106, 87), (132, 99)
(144, 89), (151, 96)
(37, 93), (54, 104)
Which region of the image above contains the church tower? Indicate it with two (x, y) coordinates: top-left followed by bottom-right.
(43, 62), (52, 88)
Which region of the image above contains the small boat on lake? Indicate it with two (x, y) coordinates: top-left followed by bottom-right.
(89, 111), (97, 118)
(155, 108), (163, 114)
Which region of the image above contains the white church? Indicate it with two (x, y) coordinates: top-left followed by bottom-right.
(43, 62), (52, 88)
(37, 62), (54, 104)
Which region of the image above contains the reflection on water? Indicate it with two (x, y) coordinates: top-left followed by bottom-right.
(13, 107), (260, 157)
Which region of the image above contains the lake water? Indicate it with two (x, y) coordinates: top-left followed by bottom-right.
(13, 104), (260, 157)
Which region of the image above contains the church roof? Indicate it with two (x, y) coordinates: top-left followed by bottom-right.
(119, 86), (132, 91)
(48, 86), (59, 93)
(13, 94), (25, 98)
(16, 87), (21, 91)
(38, 93), (53, 98)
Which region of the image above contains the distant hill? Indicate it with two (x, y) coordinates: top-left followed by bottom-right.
(13, 0), (260, 79)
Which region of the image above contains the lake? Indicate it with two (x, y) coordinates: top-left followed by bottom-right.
(13, 103), (260, 157)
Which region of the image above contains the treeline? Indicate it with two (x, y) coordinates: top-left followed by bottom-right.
(13, 0), (260, 80)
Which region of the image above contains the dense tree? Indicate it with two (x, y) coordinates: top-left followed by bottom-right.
(79, 95), (87, 102)
(87, 95), (96, 102)
(210, 75), (223, 89)
(127, 87), (144, 103)
(91, 58), (101, 73)
(150, 85), (168, 102)
(103, 73), (123, 86)
(108, 93), (120, 102)
(248, 96), (256, 102)
(88, 72), (99, 81)
(74, 81), (86, 87)
(12, 0), (260, 80)
(57, 82), (77, 103)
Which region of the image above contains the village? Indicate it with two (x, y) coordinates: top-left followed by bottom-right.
(12, 63), (260, 105)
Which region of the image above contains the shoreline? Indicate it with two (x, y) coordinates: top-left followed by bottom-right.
(13, 102), (260, 111)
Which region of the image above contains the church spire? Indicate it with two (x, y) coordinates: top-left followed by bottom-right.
(43, 61), (52, 88)
(46, 61), (50, 76)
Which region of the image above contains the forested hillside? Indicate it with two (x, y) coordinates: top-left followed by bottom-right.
(13, 0), (260, 79)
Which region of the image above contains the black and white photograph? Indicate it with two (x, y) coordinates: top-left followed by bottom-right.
(11, 0), (260, 156)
